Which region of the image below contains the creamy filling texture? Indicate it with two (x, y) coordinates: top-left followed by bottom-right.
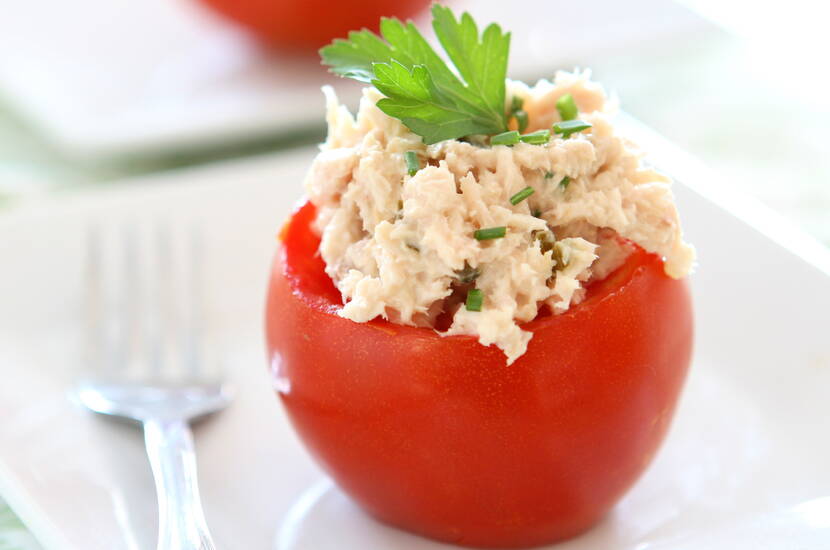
(304, 70), (695, 363)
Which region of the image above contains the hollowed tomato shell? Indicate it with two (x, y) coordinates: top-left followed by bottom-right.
(265, 200), (693, 548)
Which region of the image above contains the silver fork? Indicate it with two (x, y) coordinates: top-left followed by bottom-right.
(76, 224), (229, 550)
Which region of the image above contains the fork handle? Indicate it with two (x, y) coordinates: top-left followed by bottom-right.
(144, 418), (217, 550)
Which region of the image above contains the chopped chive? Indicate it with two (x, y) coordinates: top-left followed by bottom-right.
(519, 130), (550, 145)
(509, 186), (535, 205)
(552, 119), (592, 138)
(556, 93), (578, 121)
(544, 171), (555, 179)
(491, 130), (520, 146)
(559, 176), (571, 189)
(514, 110), (528, 133)
(474, 226), (507, 240)
(404, 151), (420, 176)
(466, 289), (483, 311)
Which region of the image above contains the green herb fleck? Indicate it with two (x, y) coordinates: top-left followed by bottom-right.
(320, 5), (511, 144)
(513, 110), (528, 133)
(544, 171), (555, 179)
(491, 130), (520, 146)
(532, 229), (556, 254)
(455, 261), (480, 283)
(466, 288), (483, 311)
(404, 151), (420, 176)
(553, 241), (570, 270)
(519, 130), (550, 145)
(509, 186), (534, 205)
(532, 208), (542, 218)
(556, 93), (578, 121)
(474, 226), (507, 240)
(552, 119), (592, 138)
(509, 96), (528, 133)
(559, 176), (571, 189)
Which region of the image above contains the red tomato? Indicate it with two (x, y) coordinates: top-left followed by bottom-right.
(265, 200), (694, 548)
(197, 0), (432, 50)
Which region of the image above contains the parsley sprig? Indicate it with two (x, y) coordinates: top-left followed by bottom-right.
(320, 5), (511, 144)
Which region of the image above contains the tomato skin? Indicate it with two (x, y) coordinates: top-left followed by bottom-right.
(265, 200), (693, 548)
(197, 0), (432, 50)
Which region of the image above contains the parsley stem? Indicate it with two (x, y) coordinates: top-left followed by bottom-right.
(556, 93), (578, 121)
(404, 151), (420, 176)
(474, 226), (507, 240)
(552, 120), (592, 138)
(520, 130), (550, 145)
(491, 131), (520, 146)
(465, 289), (483, 311)
(509, 186), (535, 205)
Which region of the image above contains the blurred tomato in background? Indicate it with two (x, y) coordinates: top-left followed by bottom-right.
(196, 0), (433, 50)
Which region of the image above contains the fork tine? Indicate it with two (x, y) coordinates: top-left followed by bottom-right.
(151, 221), (171, 375)
(84, 225), (104, 374)
(184, 225), (204, 376)
(85, 220), (219, 386)
(153, 220), (193, 382)
(120, 224), (142, 376)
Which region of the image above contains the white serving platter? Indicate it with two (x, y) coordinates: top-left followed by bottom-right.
(1, 124), (829, 550)
(0, 0), (717, 158)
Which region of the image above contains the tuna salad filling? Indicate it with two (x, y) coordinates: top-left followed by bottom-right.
(304, 70), (695, 364)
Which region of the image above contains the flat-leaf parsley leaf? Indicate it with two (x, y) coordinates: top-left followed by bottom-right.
(320, 5), (511, 144)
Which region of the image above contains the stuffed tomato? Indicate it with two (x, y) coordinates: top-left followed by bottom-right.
(265, 5), (695, 548)
(266, 201), (693, 548)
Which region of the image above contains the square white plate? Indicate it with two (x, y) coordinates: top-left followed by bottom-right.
(0, 0), (717, 158)
(1, 124), (830, 550)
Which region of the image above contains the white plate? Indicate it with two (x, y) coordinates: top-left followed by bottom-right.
(1, 124), (830, 550)
(0, 0), (717, 158)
